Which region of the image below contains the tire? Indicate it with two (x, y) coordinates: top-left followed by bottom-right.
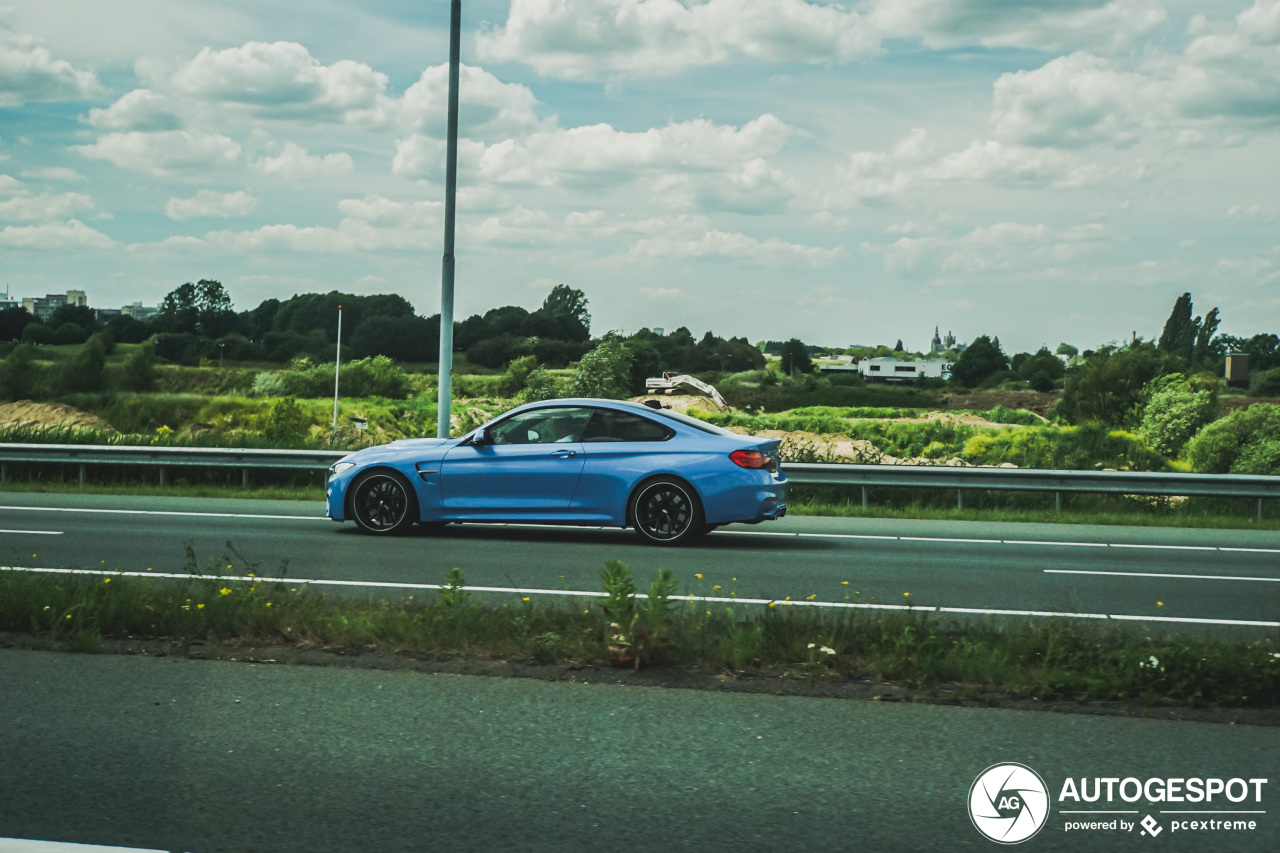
(349, 470), (418, 535)
(629, 477), (705, 545)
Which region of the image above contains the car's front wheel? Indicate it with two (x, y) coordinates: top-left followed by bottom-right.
(350, 470), (418, 535)
(629, 477), (705, 545)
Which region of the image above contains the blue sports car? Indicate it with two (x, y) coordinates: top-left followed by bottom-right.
(326, 398), (787, 544)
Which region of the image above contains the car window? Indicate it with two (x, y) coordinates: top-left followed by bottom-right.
(489, 407), (591, 444)
(581, 409), (675, 442)
(641, 406), (735, 436)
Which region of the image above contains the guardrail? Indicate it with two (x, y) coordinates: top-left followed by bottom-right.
(0, 443), (1276, 518)
(0, 443), (345, 487)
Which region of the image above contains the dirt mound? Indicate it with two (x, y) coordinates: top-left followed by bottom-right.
(937, 390), (1058, 417)
(0, 400), (114, 432)
(628, 394), (730, 414)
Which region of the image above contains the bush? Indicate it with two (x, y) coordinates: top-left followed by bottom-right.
(1250, 368), (1280, 398)
(257, 396), (312, 440)
(251, 372), (287, 397)
(1184, 404), (1280, 475)
(1135, 383), (1218, 458)
(0, 344), (41, 400)
(119, 342), (159, 392)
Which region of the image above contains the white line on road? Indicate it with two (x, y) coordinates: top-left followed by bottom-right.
(4, 566), (1275, 628)
(0, 529), (62, 535)
(3, 505), (1279, 553)
(0, 505), (326, 521)
(1046, 569), (1280, 583)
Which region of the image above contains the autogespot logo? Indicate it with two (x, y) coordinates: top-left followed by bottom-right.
(970, 763), (1051, 844)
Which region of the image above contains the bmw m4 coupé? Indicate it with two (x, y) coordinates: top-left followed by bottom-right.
(326, 398), (787, 545)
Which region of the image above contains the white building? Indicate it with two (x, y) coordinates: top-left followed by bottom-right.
(859, 356), (952, 383)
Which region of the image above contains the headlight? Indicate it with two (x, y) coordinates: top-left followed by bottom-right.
(328, 461), (356, 481)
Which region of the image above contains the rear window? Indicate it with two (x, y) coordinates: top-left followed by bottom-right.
(582, 409), (674, 442)
(641, 406), (735, 436)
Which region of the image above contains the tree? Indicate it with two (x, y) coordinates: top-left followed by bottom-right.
(120, 341), (159, 392)
(894, 339), (904, 352)
(1158, 292), (1195, 355)
(58, 333), (107, 393)
(0, 345), (39, 400)
(157, 279), (235, 336)
(48, 304), (98, 337)
(1056, 342), (1079, 357)
(779, 339), (813, 376)
(1134, 376), (1218, 457)
(541, 284), (590, 335)
(567, 333), (632, 399)
(950, 335), (1008, 387)
(1057, 343), (1174, 426)
(1185, 404), (1280, 475)
(0, 307), (36, 342)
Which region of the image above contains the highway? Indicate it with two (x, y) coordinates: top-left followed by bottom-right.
(1, 492), (1278, 634)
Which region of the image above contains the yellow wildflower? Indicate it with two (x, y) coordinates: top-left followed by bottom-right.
(219, 587), (232, 596)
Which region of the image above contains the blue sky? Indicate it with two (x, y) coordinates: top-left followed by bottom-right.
(1, 0), (1277, 353)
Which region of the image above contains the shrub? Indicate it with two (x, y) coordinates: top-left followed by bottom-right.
(257, 396), (312, 440)
(1184, 404), (1280, 475)
(1250, 368), (1280, 398)
(119, 342), (159, 392)
(0, 344), (41, 400)
(251, 372), (287, 397)
(1135, 384), (1218, 458)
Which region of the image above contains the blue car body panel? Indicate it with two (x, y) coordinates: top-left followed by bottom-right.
(326, 399), (787, 531)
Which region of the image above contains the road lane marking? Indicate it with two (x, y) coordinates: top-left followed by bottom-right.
(1047, 569), (1280, 583)
(4, 566), (1275, 628)
(0, 529), (62, 535)
(0, 505), (325, 521)
(2, 505), (1278, 553)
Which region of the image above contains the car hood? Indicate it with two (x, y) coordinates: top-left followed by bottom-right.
(341, 437), (456, 463)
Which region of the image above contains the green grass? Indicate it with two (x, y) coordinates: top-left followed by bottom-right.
(1, 560), (1275, 709)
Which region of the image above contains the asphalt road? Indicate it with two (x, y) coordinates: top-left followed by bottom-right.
(1, 649), (1277, 853)
(1, 492), (1278, 634)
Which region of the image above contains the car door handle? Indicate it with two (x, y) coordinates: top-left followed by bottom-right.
(551, 449), (577, 458)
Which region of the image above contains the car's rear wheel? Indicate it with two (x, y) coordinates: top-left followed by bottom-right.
(629, 478), (704, 545)
(350, 470), (418, 535)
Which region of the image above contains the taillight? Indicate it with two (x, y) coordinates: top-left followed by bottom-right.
(730, 449), (775, 471)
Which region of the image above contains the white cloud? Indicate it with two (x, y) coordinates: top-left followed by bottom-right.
(991, 3), (1280, 151)
(0, 191), (93, 222)
(165, 189), (258, 221)
(924, 140), (1104, 189)
(0, 219), (113, 249)
(639, 286), (686, 300)
(75, 130), (241, 176)
(869, 221), (1107, 276)
(87, 89), (182, 131)
(178, 196), (444, 255)
(869, 0), (1166, 53)
(992, 53), (1153, 149)
(253, 142), (353, 179)
(1227, 203), (1278, 223)
(401, 63), (544, 139)
(477, 0), (877, 80)
(19, 166), (85, 182)
(143, 41), (393, 124)
(468, 205), (558, 247)
(0, 10), (102, 106)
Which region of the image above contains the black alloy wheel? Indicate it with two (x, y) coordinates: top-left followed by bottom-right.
(630, 478), (704, 545)
(350, 471), (417, 535)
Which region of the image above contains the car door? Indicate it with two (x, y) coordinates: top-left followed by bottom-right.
(439, 406), (590, 517)
(571, 407), (678, 519)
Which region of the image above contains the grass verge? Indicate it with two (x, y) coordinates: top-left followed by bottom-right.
(2, 558), (1276, 712)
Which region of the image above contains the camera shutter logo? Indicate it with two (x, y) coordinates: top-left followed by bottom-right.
(969, 763), (1050, 844)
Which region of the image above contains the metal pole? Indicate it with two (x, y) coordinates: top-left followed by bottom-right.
(436, 0), (461, 439)
(332, 305), (343, 442)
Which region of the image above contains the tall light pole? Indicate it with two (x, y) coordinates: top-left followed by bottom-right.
(332, 304), (343, 443)
(436, 0), (461, 438)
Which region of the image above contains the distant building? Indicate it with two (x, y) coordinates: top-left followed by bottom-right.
(929, 326), (958, 353)
(121, 301), (158, 321)
(814, 354), (859, 374)
(23, 291), (86, 322)
(860, 356), (953, 384)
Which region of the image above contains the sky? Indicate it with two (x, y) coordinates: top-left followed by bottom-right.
(1, 0), (1277, 354)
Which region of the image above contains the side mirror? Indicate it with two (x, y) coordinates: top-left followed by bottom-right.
(469, 427), (493, 446)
